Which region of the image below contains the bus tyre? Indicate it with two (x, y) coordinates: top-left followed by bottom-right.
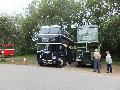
(38, 62), (44, 66)
(57, 61), (63, 68)
(68, 62), (71, 64)
(76, 61), (81, 67)
(76, 62), (79, 67)
(62, 61), (66, 66)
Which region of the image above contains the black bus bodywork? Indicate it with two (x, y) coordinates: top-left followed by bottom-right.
(37, 25), (75, 67)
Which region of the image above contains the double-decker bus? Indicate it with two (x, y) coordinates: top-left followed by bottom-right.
(0, 43), (14, 57)
(37, 25), (75, 67)
(76, 25), (100, 67)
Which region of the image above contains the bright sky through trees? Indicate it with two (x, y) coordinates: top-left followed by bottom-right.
(0, 0), (33, 15)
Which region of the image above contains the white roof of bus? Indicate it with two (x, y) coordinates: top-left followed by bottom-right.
(41, 26), (49, 28)
(80, 25), (98, 28)
(41, 25), (61, 28)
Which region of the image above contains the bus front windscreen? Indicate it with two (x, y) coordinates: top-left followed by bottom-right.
(77, 25), (98, 42)
(37, 44), (60, 52)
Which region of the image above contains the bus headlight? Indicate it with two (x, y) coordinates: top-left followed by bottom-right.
(40, 55), (42, 58)
(52, 55), (56, 59)
(58, 58), (61, 61)
(78, 55), (81, 58)
(51, 38), (55, 42)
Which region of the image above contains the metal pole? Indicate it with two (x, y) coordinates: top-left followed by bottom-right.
(86, 41), (87, 51)
(1, 50), (5, 62)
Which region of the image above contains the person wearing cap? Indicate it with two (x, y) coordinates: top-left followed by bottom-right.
(93, 49), (101, 73)
(106, 51), (112, 73)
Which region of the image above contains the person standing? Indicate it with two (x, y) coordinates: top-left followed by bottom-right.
(93, 49), (101, 73)
(106, 51), (112, 73)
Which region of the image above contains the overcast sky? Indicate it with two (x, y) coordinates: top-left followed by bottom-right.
(0, 0), (33, 15)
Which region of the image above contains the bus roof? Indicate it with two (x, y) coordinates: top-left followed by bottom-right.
(41, 25), (61, 29)
(39, 25), (61, 34)
(39, 25), (74, 42)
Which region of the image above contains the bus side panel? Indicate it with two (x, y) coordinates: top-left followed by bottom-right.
(0, 50), (2, 53)
(4, 49), (14, 57)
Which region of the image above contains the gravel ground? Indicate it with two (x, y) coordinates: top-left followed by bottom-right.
(0, 64), (120, 90)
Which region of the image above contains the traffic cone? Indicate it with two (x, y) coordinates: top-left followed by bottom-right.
(23, 58), (27, 65)
(12, 60), (15, 64)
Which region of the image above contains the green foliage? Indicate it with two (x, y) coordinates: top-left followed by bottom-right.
(20, 0), (84, 54)
(0, 14), (18, 46)
(21, 0), (120, 56)
(101, 15), (120, 52)
(84, 0), (120, 56)
(0, 0), (120, 57)
(36, 0), (83, 26)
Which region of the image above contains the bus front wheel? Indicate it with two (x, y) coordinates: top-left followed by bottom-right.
(57, 61), (63, 68)
(38, 62), (44, 66)
(76, 61), (81, 67)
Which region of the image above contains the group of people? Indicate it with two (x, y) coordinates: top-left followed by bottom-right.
(93, 49), (112, 73)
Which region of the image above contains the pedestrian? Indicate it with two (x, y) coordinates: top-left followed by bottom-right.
(106, 51), (112, 73)
(93, 49), (101, 73)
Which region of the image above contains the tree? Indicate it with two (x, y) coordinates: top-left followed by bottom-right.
(0, 14), (17, 45)
(17, 0), (84, 54)
(24, 0), (84, 45)
(5, 0), (119, 56)
(84, 0), (120, 55)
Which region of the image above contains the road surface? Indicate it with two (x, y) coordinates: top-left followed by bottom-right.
(0, 64), (120, 90)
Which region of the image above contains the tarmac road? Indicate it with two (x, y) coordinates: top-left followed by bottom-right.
(0, 64), (120, 90)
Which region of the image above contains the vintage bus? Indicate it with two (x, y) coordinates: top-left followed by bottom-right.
(0, 44), (14, 57)
(76, 25), (100, 67)
(37, 25), (75, 67)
